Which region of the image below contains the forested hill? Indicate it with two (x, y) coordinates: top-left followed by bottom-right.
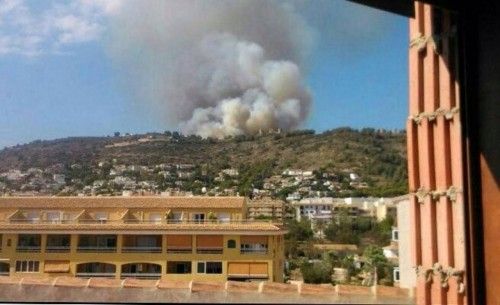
(0, 128), (408, 197)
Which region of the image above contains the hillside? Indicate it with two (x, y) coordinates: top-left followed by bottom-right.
(0, 128), (408, 198)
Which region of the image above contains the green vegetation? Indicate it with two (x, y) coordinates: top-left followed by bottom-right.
(0, 128), (408, 198)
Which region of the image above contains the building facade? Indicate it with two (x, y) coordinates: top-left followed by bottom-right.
(292, 197), (397, 222)
(0, 196), (286, 282)
(246, 199), (284, 222)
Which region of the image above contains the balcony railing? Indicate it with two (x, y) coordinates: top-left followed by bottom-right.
(240, 248), (268, 254)
(77, 246), (117, 253)
(7, 218), (280, 226)
(166, 246), (192, 254)
(196, 247), (223, 254)
(16, 246), (41, 253)
(9, 219), (74, 224)
(75, 272), (116, 278)
(122, 246), (162, 253)
(120, 273), (161, 279)
(45, 246), (71, 253)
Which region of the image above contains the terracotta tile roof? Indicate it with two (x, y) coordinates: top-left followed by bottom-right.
(191, 281), (225, 292)
(0, 277), (414, 304)
(376, 285), (411, 297)
(122, 278), (158, 288)
(300, 283), (336, 295)
(0, 196), (245, 209)
(261, 282), (298, 294)
(226, 280), (260, 292)
(20, 277), (56, 286)
(54, 276), (89, 288)
(88, 278), (122, 288)
(157, 279), (190, 289)
(0, 277), (21, 285)
(337, 284), (372, 295)
(0, 222), (283, 233)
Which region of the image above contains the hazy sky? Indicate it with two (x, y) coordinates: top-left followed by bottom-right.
(0, 0), (408, 148)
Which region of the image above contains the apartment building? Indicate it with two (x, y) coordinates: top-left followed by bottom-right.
(0, 196), (286, 282)
(246, 199), (284, 222)
(292, 197), (397, 222)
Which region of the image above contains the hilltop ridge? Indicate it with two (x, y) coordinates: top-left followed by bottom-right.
(0, 128), (408, 198)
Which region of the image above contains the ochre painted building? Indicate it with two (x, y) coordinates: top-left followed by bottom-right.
(0, 196), (286, 282)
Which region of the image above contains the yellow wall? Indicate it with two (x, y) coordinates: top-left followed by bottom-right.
(0, 233), (284, 283)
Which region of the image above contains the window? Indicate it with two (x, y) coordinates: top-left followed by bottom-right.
(197, 262), (205, 273)
(197, 262), (222, 274)
(392, 229), (399, 241)
(46, 211), (61, 223)
(46, 234), (71, 252)
(171, 212), (182, 223)
(167, 261), (191, 274)
(206, 262), (222, 274)
(393, 267), (400, 282)
(15, 260), (39, 273)
(17, 234), (41, 252)
(149, 213), (162, 223)
(227, 239), (236, 248)
(95, 212), (108, 223)
(193, 213), (205, 223)
(26, 211), (40, 223)
(218, 213), (230, 223)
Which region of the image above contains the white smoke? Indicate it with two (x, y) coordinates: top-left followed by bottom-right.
(107, 0), (315, 138)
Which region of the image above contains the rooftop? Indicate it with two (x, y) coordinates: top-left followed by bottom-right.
(0, 196), (246, 209)
(0, 276), (414, 304)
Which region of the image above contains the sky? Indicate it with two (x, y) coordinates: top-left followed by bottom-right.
(0, 0), (408, 148)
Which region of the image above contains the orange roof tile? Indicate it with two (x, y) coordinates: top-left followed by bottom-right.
(53, 276), (89, 288)
(226, 280), (260, 292)
(0, 196), (245, 209)
(122, 278), (158, 288)
(0, 222), (283, 233)
(300, 283), (336, 295)
(261, 282), (298, 294)
(157, 279), (191, 290)
(88, 278), (122, 288)
(191, 281), (225, 292)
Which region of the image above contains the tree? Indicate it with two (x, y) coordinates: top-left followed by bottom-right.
(362, 245), (392, 285)
(300, 261), (332, 284)
(285, 219), (314, 242)
(114, 132), (120, 137)
(324, 208), (360, 244)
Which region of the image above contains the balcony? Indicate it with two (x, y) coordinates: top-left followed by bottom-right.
(196, 247), (223, 254)
(240, 248), (268, 254)
(45, 246), (71, 252)
(122, 246), (161, 253)
(77, 235), (117, 253)
(16, 234), (41, 253)
(122, 235), (162, 253)
(16, 246), (41, 253)
(166, 246), (192, 254)
(121, 263), (161, 279)
(46, 234), (71, 253)
(76, 262), (116, 278)
(77, 246), (117, 252)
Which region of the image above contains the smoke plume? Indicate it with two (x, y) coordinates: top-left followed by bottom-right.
(107, 0), (315, 138)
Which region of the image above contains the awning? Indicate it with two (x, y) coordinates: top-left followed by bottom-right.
(196, 235), (223, 248)
(227, 262), (268, 278)
(240, 236), (268, 245)
(166, 235), (192, 248)
(227, 262), (250, 276)
(44, 260), (70, 273)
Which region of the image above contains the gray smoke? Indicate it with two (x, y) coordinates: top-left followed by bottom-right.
(107, 0), (314, 138)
